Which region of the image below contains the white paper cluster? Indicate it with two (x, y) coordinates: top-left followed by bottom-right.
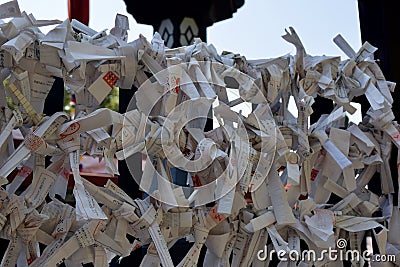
(0, 1), (399, 266)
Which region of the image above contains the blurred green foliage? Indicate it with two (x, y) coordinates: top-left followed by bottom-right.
(100, 86), (119, 111)
(63, 87), (72, 113)
(63, 86), (119, 114)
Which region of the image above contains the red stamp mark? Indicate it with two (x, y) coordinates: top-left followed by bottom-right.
(391, 132), (400, 142)
(17, 166), (32, 178)
(60, 122), (80, 139)
(25, 133), (44, 151)
(174, 77), (180, 93)
(131, 243), (142, 252)
(310, 169), (319, 181)
(103, 71), (119, 89)
(209, 206), (225, 223)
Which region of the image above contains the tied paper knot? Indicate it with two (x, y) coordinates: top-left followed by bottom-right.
(17, 210), (48, 244)
(25, 132), (45, 152)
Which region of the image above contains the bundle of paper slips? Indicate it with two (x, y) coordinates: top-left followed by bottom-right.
(0, 1), (399, 266)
